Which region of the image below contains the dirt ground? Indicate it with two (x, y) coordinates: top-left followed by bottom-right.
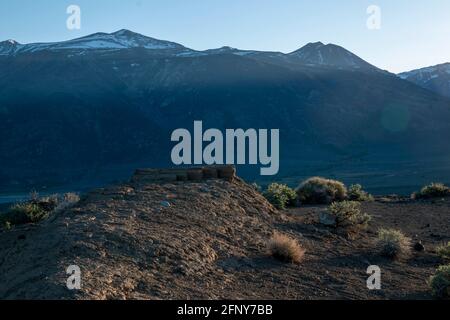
(0, 177), (448, 300)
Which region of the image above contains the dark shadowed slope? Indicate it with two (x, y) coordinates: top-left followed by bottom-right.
(1, 30), (450, 191)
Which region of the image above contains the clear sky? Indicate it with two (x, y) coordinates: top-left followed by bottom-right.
(1, 0), (449, 73)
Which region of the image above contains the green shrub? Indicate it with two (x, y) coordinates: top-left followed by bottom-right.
(377, 228), (411, 259)
(2, 221), (12, 231)
(263, 183), (297, 209)
(3, 202), (48, 225)
(413, 183), (450, 199)
(348, 184), (374, 202)
(328, 201), (371, 233)
(429, 265), (450, 299)
(296, 177), (347, 204)
(268, 232), (306, 264)
(437, 242), (450, 262)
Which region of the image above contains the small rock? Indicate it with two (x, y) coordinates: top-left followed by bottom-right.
(319, 212), (336, 226)
(18, 235), (26, 240)
(414, 241), (425, 252)
(160, 201), (171, 208)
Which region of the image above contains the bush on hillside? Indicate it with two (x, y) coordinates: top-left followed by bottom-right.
(377, 228), (411, 259)
(437, 242), (450, 262)
(412, 183), (450, 200)
(429, 265), (450, 299)
(328, 201), (371, 234)
(263, 183), (297, 210)
(348, 184), (374, 202)
(296, 177), (347, 204)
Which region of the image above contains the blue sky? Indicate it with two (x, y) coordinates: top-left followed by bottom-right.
(1, 0), (449, 73)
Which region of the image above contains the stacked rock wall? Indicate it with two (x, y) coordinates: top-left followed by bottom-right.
(131, 165), (236, 183)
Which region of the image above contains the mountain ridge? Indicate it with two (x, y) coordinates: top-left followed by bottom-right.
(0, 29), (380, 71)
(398, 62), (450, 98)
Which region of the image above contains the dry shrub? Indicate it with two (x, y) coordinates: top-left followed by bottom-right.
(296, 177), (347, 204)
(4, 203), (48, 225)
(429, 265), (450, 299)
(328, 201), (371, 234)
(348, 184), (374, 202)
(437, 242), (450, 262)
(55, 192), (80, 211)
(413, 183), (450, 199)
(377, 228), (411, 259)
(268, 233), (305, 264)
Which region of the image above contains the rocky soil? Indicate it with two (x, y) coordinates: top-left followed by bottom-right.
(0, 175), (448, 300)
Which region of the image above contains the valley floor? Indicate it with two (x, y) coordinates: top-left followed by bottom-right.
(0, 177), (448, 299)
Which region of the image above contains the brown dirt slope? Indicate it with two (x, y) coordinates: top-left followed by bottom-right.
(0, 176), (448, 299)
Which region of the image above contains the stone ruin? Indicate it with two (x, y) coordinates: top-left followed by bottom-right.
(131, 165), (237, 184)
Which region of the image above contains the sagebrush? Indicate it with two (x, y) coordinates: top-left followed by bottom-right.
(296, 177), (347, 204)
(413, 183), (450, 199)
(348, 184), (374, 202)
(263, 183), (297, 209)
(429, 265), (450, 299)
(437, 242), (450, 262)
(0, 192), (80, 227)
(377, 228), (411, 259)
(328, 201), (371, 233)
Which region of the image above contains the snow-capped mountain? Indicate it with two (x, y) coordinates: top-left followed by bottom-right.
(0, 29), (381, 72)
(289, 42), (378, 70)
(398, 63), (450, 98)
(0, 29), (189, 55)
(0, 39), (21, 55)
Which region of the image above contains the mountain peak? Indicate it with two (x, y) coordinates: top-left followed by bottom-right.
(0, 30), (187, 55)
(111, 29), (142, 38)
(0, 39), (22, 55)
(398, 62), (450, 98)
(289, 41), (377, 70)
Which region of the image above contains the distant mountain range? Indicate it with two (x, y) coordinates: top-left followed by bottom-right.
(1, 30), (450, 192)
(399, 63), (450, 98)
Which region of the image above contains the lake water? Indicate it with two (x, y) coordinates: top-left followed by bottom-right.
(0, 194), (31, 205)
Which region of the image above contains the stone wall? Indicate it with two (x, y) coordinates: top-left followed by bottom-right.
(131, 165), (236, 183)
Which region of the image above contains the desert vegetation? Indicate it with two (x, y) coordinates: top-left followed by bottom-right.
(347, 184), (374, 202)
(327, 201), (371, 234)
(412, 183), (450, 199)
(376, 228), (411, 259)
(437, 242), (450, 262)
(267, 232), (306, 264)
(263, 183), (297, 209)
(296, 177), (347, 204)
(260, 177), (373, 209)
(0, 192), (80, 229)
(429, 265), (450, 299)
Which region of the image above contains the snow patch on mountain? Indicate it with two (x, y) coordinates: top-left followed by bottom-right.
(289, 42), (376, 70)
(0, 29), (187, 55)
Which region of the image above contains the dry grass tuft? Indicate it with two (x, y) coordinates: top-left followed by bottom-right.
(268, 233), (306, 264)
